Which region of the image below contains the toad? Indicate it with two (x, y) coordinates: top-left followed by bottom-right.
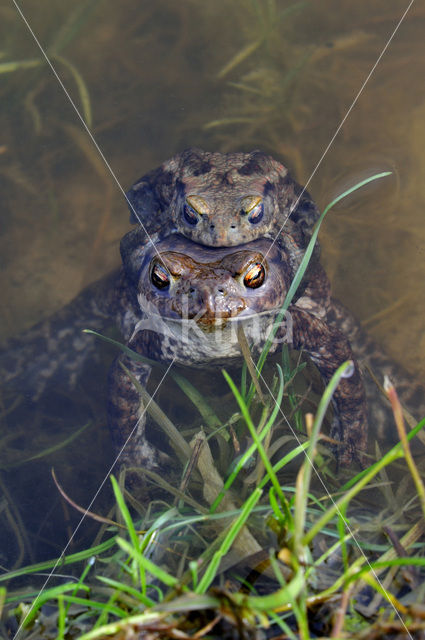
(126, 148), (321, 277)
(0, 232), (368, 468)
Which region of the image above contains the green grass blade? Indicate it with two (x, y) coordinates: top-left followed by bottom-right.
(110, 476), (140, 552)
(110, 476), (145, 590)
(195, 487), (262, 593)
(83, 330), (157, 367)
(232, 566), (305, 612)
(258, 441), (310, 490)
(210, 363), (285, 512)
(253, 171), (392, 385)
(294, 360), (355, 545)
(0, 59), (42, 73)
(172, 371), (223, 431)
(53, 55), (92, 128)
(303, 415), (425, 546)
(97, 575), (154, 607)
(15, 420), (91, 465)
(60, 594), (126, 618)
(115, 537), (179, 589)
(222, 369), (287, 510)
(0, 537), (116, 584)
(14, 583), (90, 628)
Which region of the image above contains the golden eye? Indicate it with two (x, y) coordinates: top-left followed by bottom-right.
(243, 262), (265, 289)
(240, 196), (264, 225)
(184, 195), (209, 226)
(151, 262), (170, 290)
(183, 203), (200, 226)
(247, 202), (264, 224)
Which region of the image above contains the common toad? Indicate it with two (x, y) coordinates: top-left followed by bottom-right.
(2, 151), (423, 471)
(0, 232), (368, 468)
(126, 148), (320, 277)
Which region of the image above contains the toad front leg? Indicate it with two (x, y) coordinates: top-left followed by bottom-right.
(107, 352), (159, 470)
(285, 307), (368, 465)
(0, 271), (121, 401)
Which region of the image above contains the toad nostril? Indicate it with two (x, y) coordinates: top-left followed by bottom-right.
(210, 223), (215, 230)
(230, 224), (236, 229)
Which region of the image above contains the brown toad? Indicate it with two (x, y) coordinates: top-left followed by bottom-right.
(108, 232), (367, 468)
(0, 231), (368, 469)
(2, 152), (423, 472)
(126, 148), (320, 276)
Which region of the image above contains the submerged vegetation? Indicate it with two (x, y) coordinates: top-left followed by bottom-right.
(1, 1), (425, 638)
(1, 363), (424, 638)
(1, 176), (424, 639)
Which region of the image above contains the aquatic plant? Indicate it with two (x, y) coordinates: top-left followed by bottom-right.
(1, 175), (424, 639)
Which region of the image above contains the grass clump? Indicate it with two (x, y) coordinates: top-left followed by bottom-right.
(1, 174), (425, 639)
(2, 377), (424, 639)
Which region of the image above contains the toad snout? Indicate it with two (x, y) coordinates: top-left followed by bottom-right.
(172, 275), (247, 327)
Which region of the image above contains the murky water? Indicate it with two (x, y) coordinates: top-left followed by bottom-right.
(0, 0), (424, 599)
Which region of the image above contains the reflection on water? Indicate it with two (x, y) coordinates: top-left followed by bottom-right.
(0, 0), (424, 595)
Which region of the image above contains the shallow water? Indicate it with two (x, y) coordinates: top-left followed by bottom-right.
(0, 0), (424, 606)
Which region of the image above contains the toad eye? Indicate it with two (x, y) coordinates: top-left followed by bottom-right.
(240, 196), (264, 225)
(243, 262), (265, 289)
(151, 262), (170, 290)
(248, 202), (264, 224)
(183, 195), (208, 227)
(183, 203), (200, 226)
